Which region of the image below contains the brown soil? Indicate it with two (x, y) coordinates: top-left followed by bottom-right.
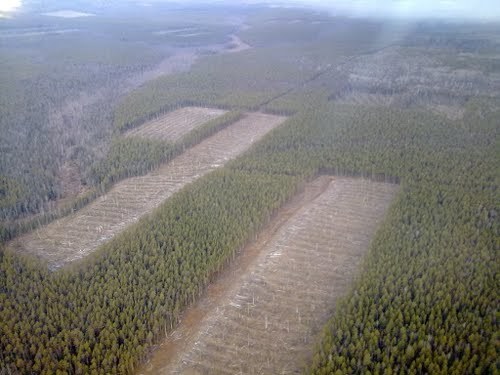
(137, 177), (398, 375)
(8, 112), (286, 269)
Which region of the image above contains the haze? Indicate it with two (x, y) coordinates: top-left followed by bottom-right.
(295, 0), (500, 20)
(2, 0), (500, 20)
(0, 0), (21, 12)
(1, 0), (498, 374)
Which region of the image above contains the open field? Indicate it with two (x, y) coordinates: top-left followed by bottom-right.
(123, 107), (228, 142)
(141, 177), (398, 375)
(9, 112), (286, 269)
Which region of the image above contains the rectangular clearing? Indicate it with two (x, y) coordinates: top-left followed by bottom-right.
(10, 112), (286, 269)
(124, 107), (228, 142)
(142, 177), (398, 375)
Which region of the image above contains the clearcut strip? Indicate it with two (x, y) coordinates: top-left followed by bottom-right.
(147, 177), (398, 374)
(10, 112), (286, 268)
(124, 107), (228, 142)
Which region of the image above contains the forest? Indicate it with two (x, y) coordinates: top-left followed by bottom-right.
(1, 3), (499, 375)
(0, 3), (239, 229)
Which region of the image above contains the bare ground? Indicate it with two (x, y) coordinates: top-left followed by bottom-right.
(137, 177), (399, 375)
(124, 107), (227, 142)
(8, 112), (286, 269)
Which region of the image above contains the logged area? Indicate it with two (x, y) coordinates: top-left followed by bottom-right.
(143, 177), (398, 374)
(1, 4), (498, 374)
(124, 107), (228, 142)
(9, 112), (286, 268)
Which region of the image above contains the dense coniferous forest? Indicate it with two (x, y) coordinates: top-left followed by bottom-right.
(0, 4), (238, 225)
(1, 3), (499, 374)
(0, 109), (242, 242)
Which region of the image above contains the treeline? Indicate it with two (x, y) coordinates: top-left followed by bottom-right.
(89, 138), (176, 187)
(0, 7), (234, 224)
(112, 47), (311, 130)
(89, 110), (243, 186)
(2, 13), (340, 223)
(309, 105), (497, 374)
(0, 111), (242, 243)
(0, 169), (300, 374)
(1, 101), (498, 373)
(232, 102), (498, 373)
(113, 15), (391, 131)
(1, 12), (499, 374)
(0, 31), (163, 223)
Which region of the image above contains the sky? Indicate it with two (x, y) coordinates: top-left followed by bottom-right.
(299, 0), (500, 20)
(0, 0), (21, 13)
(1, 0), (499, 20)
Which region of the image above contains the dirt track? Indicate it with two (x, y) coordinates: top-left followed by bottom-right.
(138, 177), (398, 375)
(9, 112), (286, 269)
